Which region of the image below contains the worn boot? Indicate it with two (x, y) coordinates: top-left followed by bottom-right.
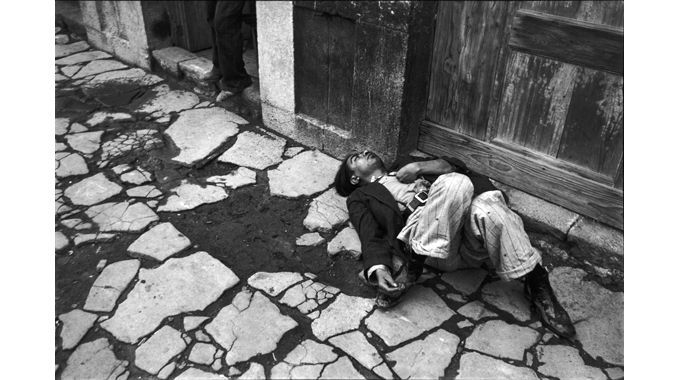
(524, 264), (576, 339)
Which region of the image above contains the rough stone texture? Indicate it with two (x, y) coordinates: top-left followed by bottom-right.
(74, 232), (117, 246)
(311, 293), (374, 340)
(120, 168), (153, 185)
(567, 217), (624, 257)
(268, 150), (340, 198)
(179, 57), (215, 82)
(206, 167), (257, 189)
(320, 356), (365, 379)
(56, 73), (68, 82)
(135, 325), (187, 375)
(152, 47), (198, 76)
(481, 280), (531, 322)
(157, 362), (176, 379)
(205, 290), (298, 365)
(183, 316), (209, 331)
(465, 320), (540, 361)
(195, 330), (211, 342)
(247, 271), (304, 296)
(64, 173), (122, 206)
(550, 267), (623, 365)
(270, 340), (338, 379)
(66, 131), (103, 154)
(284, 146), (304, 158)
(365, 286), (455, 346)
(127, 222), (191, 262)
(86, 201), (159, 232)
(86, 68), (163, 88)
(58, 309), (98, 349)
(218, 130), (286, 170)
(158, 181), (229, 212)
(188, 342), (217, 365)
(56, 50), (112, 65)
(456, 301), (498, 321)
(56, 152), (89, 178)
(605, 367), (624, 380)
(99, 129), (163, 163)
(137, 84), (200, 118)
(56, 231), (69, 251)
(296, 232), (325, 247)
(72, 59), (128, 79)
(70, 123), (89, 133)
(55, 34), (70, 44)
(164, 108), (245, 166)
(240, 362), (266, 379)
(62, 65), (81, 77)
(327, 226), (361, 258)
(84, 259), (140, 312)
(303, 188), (349, 232)
(61, 338), (129, 380)
(86, 111), (133, 126)
(387, 329), (459, 379)
(56, 118), (70, 135)
(175, 368), (228, 380)
(55, 41), (89, 58)
(126, 185), (162, 198)
(101, 252), (239, 343)
(458, 352), (539, 380)
(279, 279), (339, 315)
(329, 331), (385, 374)
(441, 269), (487, 295)
(536, 344), (606, 380)
(112, 163), (132, 174)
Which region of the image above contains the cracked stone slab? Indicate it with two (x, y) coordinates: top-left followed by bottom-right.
(127, 222), (191, 262)
(56, 34), (69, 44)
(465, 320), (540, 361)
(188, 342), (217, 365)
(247, 271), (304, 296)
(206, 167), (257, 189)
(72, 59), (128, 79)
(120, 167), (153, 185)
(206, 289), (298, 365)
(175, 367), (228, 380)
(536, 344), (606, 380)
(56, 50), (112, 65)
(126, 185), (162, 198)
(458, 352), (538, 380)
(164, 108), (245, 166)
(268, 150), (341, 198)
(158, 362), (176, 379)
(387, 329), (459, 379)
(86, 201), (159, 232)
(55, 41), (89, 58)
(56, 152), (89, 178)
(284, 146), (304, 158)
(456, 301), (498, 321)
(56, 118), (70, 135)
(279, 279), (340, 316)
(70, 123), (88, 133)
(303, 188), (349, 232)
(65, 131), (104, 154)
(101, 252), (239, 344)
(183, 316), (209, 331)
(86, 111), (133, 126)
(320, 356), (365, 379)
(64, 173), (122, 206)
(240, 362), (265, 379)
(311, 293), (374, 341)
(137, 84), (200, 118)
(135, 325), (187, 375)
(217, 129), (286, 170)
(328, 331), (385, 376)
(86, 68), (163, 88)
(56, 231), (69, 251)
(158, 180), (228, 212)
(550, 266), (623, 365)
(481, 280), (531, 322)
(365, 286), (455, 346)
(327, 226), (361, 259)
(74, 232), (117, 246)
(296, 232), (325, 247)
(61, 338), (129, 380)
(112, 164), (132, 175)
(58, 309), (98, 350)
(441, 268), (487, 295)
(62, 65), (81, 77)
(99, 129), (162, 163)
(270, 339), (338, 379)
(84, 259), (140, 312)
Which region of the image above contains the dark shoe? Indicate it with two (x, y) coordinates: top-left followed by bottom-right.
(218, 77), (252, 94)
(375, 288), (405, 309)
(524, 266), (576, 339)
(204, 67), (222, 82)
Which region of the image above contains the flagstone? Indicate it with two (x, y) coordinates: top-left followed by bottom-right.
(206, 167), (257, 189)
(329, 331), (385, 374)
(456, 301), (498, 321)
(387, 329), (459, 379)
(61, 65), (81, 77)
(268, 150), (340, 198)
(56, 73), (68, 82)
(61, 338), (129, 380)
(457, 352), (538, 380)
(183, 316), (209, 331)
(247, 271), (304, 296)
(296, 232), (325, 247)
(86, 68), (163, 88)
(99, 129), (163, 163)
(311, 293), (374, 341)
(465, 320), (540, 361)
(158, 362), (176, 379)
(481, 280), (532, 322)
(86, 111), (133, 126)
(56, 152), (89, 178)
(135, 326), (187, 375)
(74, 232), (118, 246)
(55, 41), (89, 58)
(320, 356), (364, 379)
(137, 85), (200, 117)
(157, 181), (228, 212)
(58, 309), (98, 350)
(536, 344), (606, 380)
(86, 201), (159, 232)
(84, 259), (140, 312)
(327, 226), (361, 259)
(65, 131), (103, 154)
(69, 123), (88, 133)
(188, 342), (217, 365)
(61, 218), (92, 230)
(284, 146), (304, 158)
(175, 368), (227, 379)
(72, 59), (128, 79)
(56, 141), (68, 151)
(303, 188), (349, 232)
(120, 167), (153, 185)
(240, 363), (265, 379)
(56, 231), (69, 251)
(218, 130), (286, 170)
(127, 222), (191, 262)
(270, 340), (338, 379)
(112, 164), (132, 174)
(441, 269), (487, 295)
(126, 185), (162, 198)
(56, 118), (70, 135)
(56, 50), (112, 65)
(65, 173), (122, 206)
(280, 279), (339, 316)
(56, 34), (69, 44)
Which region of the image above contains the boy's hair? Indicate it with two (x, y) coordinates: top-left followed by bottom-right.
(334, 154), (359, 197)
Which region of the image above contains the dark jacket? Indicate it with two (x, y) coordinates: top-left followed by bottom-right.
(346, 156), (502, 277)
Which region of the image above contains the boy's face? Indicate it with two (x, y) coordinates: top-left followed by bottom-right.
(346, 150), (383, 183)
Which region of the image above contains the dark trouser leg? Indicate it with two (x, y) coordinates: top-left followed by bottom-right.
(213, 0), (252, 92)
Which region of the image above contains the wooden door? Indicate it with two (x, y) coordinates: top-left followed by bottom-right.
(419, 1), (623, 229)
(164, 1), (213, 52)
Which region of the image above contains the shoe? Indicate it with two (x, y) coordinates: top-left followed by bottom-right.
(375, 285), (406, 309)
(204, 67), (221, 82)
(218, 77), (252, 95)
(524, 265), (576, 339)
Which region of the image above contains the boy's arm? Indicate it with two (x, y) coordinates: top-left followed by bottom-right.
(395, 158), (454, 183)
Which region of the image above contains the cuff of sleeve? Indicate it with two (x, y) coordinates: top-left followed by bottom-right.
(366, 264), (391, 284)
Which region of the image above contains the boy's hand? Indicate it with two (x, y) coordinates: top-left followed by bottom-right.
(375, 268), (404, 294)
(396, 163), (421, 183)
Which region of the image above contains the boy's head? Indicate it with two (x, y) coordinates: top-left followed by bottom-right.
(334, 150), (386, 196)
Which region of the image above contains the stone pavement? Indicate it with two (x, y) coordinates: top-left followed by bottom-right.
(55, 31), (623, 379)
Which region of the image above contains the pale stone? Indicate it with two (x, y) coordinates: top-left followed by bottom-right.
(303, 188), (349, 232)
(218, 130), (286, 170)
(284, 146), (304, 158)
(158, 362), (176, 379)
(137, 85), (200, 117)
(127, 222), (191, 262)
(56, 50), (112, 65)
(84, 259), (140, 312)
(188, 342), (217, 365)
(86, 201), (159, 232)
(247, 271), (304, 296)
(101, 252), (239, 343)
(441, 269), (487, 295)
(147, 200), (158, 208)
(205, 290), (298, 365)
(74, 232), (117, 246)
(183, 316), (209, 331)
(86, 111), (133, 126)
(271, 340), (338, 379)
(61, 218), (92, 230)
(164, 108), (245, 166)
(97, 259), (107, 271)
(320, 356), (365, 379)
(296, 232), (325, 247)
(72, 59), (128, 79)
(56, 199), (72, 215)
(99, 129), (163, 163)
(195, 330), (211, 342)
(465, 320), (540, 361)
(126, 185), (162, 198)
(365, 286), (454, 346)
(120, 168), (153, 185)
(65, 131), (103, 154)
(61, 338), (129, 380)
(56, 118), (69, 135)
(87, 68), (163, 88)
(268, 150), (341, 198)
(550, 266), (623, 365)
(329, 331), (384, 373)
(240, 362), (265, 379)
(457, 352), (539, 380)
(55, 41), (89, 58)
(112, 164), (132, 174)
(55, 141), (68, 151)
(212, 360), (223, 372)
(64, 173), (123, 206)
(69, 123), (88, 133)
(279, 279), (338, 315)
(206, 167), (257, 189)
(456, 301), (498, 321)
(56, 73), (68, 82)
(536, 344), (606, 380)
(152, 47), (197, 76)
(458, 320), (473, 329)
(327, 226), (361, 258)
(58, 309), (98, 349)
(175, 367), (228, 380)
(605, 367), (624, 380)
(179, 57), (215, 82)
(481, 280), (531, 322)
(195, 101), (212, 108)
(135, 325), (187, 375)
(56, 152), (89, 178)
(56, 231), (69, 251)
(158, 181), (228, 212)
(311, 293), (374, 340)
(387, 329), (459, 379)
(55, 34), (69, 44)
(61, 65), (81, 77)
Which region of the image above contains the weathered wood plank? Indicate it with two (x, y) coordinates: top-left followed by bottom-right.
(509, 9), (623, 75)
(523, 1), (624, 28)
(293, 7), (329, 121)
(615, 161), (623, 190)
(327, 15), (355, 129)
(557, 68), (623, 176)
(419, 121), (623, 229)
